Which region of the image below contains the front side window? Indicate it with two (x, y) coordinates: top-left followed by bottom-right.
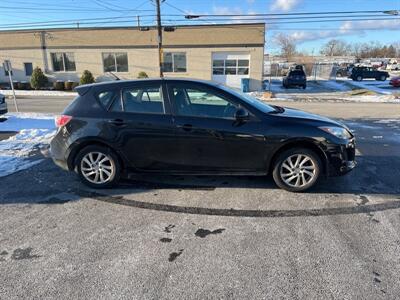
(121, 84), (164, 114)
(102, 52), (128, 72)
(51, 52), (76, 72)
(170, 84), (238, 119)
(163, 52), (186, 72)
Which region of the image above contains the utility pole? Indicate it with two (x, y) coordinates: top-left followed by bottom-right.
(155, 0), (163, 77)
(3, 60), (18, 112)
(136, 15), (140, 28)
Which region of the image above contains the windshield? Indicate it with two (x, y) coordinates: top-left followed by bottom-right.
(217, 84), (276, 113)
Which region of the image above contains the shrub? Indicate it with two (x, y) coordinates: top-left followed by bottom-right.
(80, 70), (95, 85)
(64, 81), (78, 91)
(137, 71), (148, 79)
(53, 81), (65, 90)
(16, 81), (31, 90)
(71, 82), (79, 90)
(30, 67), (48, 90)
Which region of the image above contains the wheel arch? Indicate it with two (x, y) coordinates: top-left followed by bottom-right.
(67, 138), (126, 171)
(268, 139), (328, 176)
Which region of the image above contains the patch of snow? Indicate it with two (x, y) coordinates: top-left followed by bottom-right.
(337, 78), (395, 95)
(316, 80), (351, 92)
(0, 113), (56, 177)
(1, 113), (55, 131)
(373, 119), (400, 124)
(0, 89), (77, 97)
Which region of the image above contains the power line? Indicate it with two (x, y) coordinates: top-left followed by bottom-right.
(0, 4), (154, 12)
(166, 17), (400, 24)
(185, 10), (399, 18)
(1, 12), (397, 29)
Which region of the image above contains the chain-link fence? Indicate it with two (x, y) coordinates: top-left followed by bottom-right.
(264, 62), (338, 80)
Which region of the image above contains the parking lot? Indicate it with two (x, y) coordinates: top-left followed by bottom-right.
(1, 92), (400, 298)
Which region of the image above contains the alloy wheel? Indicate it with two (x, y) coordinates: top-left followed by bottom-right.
(280, 154), (316, 188)
(80, 152), (115, 184)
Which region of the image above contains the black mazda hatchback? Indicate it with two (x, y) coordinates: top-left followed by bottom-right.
(50, 78), (355, 192)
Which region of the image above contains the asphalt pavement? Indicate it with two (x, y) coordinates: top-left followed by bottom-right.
(1, 96), (400, 299)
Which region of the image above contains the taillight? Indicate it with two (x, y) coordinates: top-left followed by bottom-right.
(55, 115), (72, 128)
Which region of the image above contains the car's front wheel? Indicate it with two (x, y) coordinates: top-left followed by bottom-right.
(379, 75), (386, 81)
(356, 75), (363, 81)
(76, 145), (121, 188)
(272, 148), (321, 192)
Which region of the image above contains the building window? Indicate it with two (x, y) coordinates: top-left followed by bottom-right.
(24, 63), (33, 76)
(50, 53), (76, 72)
(163, 52), (186, 72)
(102, 52), (128, 72)
(212, 58), (249, 75)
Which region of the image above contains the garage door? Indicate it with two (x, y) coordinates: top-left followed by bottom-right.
(212, 52), (250, 89)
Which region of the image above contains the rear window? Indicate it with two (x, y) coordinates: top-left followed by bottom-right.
(289, 70), (305, 76)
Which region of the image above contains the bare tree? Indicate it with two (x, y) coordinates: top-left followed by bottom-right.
(274, 33), (296, 61)
(320, 39), (350, 56)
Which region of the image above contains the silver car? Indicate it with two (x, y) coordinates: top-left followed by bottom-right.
(0, 94), (7, 115)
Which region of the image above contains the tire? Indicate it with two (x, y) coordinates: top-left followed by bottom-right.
(336, 73), (342, 78)
(380, 75), (386, 81)
(356, 76), (363, 81)
(75, 145), (121, 188)
(302, 84), (306, 90)
(272, 148), (322, 192)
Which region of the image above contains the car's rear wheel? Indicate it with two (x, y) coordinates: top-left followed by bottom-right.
(356, 76), (363, 81)
(379, 75), (386, 81)
(76, 145), (121, 188)
(302, 84), (306, 89)
(272, 148), (321, 192)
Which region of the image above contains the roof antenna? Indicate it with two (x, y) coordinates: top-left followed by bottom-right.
(108, 72), (120, 81)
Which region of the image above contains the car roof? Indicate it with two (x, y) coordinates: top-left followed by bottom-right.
(75, 78), (220, 95)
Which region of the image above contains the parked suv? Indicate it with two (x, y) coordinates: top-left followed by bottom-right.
(0, 94), (7, 115)
(50, 78), (356, 192)
(283, 69), (307, 89)
(350, 67), (389, 81)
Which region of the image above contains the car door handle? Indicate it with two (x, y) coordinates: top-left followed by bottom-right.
(178, 124), (193, 132)
(108, 119), (126, 126)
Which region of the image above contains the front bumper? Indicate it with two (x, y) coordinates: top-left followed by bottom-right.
(326, 138), (356, 177)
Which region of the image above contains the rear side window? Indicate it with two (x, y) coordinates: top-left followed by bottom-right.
(97, 91), (117, 109)
(121, 84), (165, 114)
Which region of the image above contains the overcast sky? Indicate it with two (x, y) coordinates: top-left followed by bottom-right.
(1, 0), (399, 53)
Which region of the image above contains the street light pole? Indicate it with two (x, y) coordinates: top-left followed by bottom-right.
(155, 0), (163, 77)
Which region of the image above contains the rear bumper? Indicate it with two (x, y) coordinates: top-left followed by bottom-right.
(286, 80), (306, 86)
(50, 129), (73, 171)
(52, 156), (69, 171)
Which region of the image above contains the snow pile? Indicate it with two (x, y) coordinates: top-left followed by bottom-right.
(0, 89), (77, 97)
(337, 78), (394, 95)
(0, 113), (56, 177)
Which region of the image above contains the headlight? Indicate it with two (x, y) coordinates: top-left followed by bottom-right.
(319, 126), (352, 139)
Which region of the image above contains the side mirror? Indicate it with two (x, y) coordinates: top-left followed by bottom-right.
(234, 108), (249, 122)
